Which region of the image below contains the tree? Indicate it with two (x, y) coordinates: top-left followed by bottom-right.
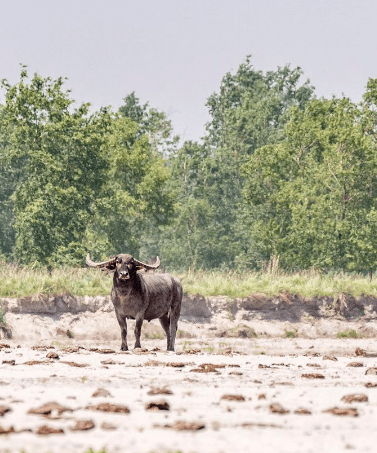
(164, 57), (315, 269)
(0, 106), (17, 257)
(119, 92), (179, 157)
(1, 69), (110, 265)
(242, 93), (377, 271)
(87, 116), (175, 261)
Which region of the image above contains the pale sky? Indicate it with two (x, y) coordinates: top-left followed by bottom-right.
(1, 0), (376, 142)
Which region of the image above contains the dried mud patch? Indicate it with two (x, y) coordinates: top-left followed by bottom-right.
(156, 421), (205, 431)
(0, 405), (12, 417)
(221, 394), (245, 402)
(92, 388), (112, 398)
(0, 425), (15, 434)
(28, 402), (73, 417)
(270, 403), (290, 415)
(145, 400), (170, 411)
(301, 373), (325, 379)
(70, 420), (95, 431)
(60, 361), (89, 368)
(86, 403), (130, 414)
(324, 407), (359, 417)
(341, 394), (368, 403)
(148, 387), (173, 395)
(35, 425), (65, 435)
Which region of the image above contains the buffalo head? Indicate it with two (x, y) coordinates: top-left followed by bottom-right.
(86, 253), (160, 279)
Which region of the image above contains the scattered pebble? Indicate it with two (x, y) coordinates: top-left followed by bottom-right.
(92, 388), (112, 398)
(2, 360), (15, 366)
(60, 361), (88, 368)
(101, 422), (117, 430)
(323, 355), (338, 361)
(341, 394), (368, 403)
(0, 405), (11, 417)
(294, 408), (312, 415)
(70, 420), (95, 431)
(145, 400), (170, 411)
(269, 403), (289, 414)
(301, 373), (325, 379)
(148, 386), (173, 395)
(86, 403), (130, 413)
(221, 394), (245, 402)
(28, 402), (73, 417)
(158, 421), (205, 431)
(35, 425), (64, 435)
(323, 407), (359, 417)
(0, 425), (15, 434)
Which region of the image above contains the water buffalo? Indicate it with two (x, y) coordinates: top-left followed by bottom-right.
(86, 253), (182, 351)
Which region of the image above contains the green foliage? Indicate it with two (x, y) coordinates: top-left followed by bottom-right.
(1, 69), (110, 265)
(0, 306), (6, 325)
(285, 329), (297, 338)
(162, 56), (315, 270)
(119, 91), (179, 156)
(4, 258), (377, 299)
(87, 116), (174, 260)
(243, 93), (377, 271)
(2, 60), (377, 275)
(336, 329), (360, 339)
(84, 449), (107, 453)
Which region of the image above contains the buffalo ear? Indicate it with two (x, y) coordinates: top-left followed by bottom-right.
(106, 262), (117, 271)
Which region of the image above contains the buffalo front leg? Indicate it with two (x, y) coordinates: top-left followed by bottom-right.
(115, 311), (128, 351)
(134, 316), (144, 349)
(159, 313), (171, 350)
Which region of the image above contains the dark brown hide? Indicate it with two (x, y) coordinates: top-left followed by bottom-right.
(86, 254), (182, 351)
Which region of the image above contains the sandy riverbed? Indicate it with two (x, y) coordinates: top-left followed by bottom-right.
(1, 337), (377, 453)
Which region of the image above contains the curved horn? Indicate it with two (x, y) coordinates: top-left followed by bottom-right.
(133, 256), (160, 270)
(86, 253), (116, 268)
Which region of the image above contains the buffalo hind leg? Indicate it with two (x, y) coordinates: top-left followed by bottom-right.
(115, 311), (128, 351)
(134, 316), (144, 349)
(168, 283), (183, 351)
(159, 313), (171, 351)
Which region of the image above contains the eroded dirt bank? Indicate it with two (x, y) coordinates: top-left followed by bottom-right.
(1, 293), (377, 342)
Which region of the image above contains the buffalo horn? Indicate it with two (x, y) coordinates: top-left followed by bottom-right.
(86, 253), (116, 268)
(133, 256), (160, 270)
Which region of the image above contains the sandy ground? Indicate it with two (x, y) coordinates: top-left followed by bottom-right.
(1, 337), (377, 453)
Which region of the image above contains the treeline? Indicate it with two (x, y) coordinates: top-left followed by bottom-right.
(1, 58), (377, 272)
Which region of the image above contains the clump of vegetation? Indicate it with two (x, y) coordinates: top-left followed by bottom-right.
(145, 331), (165, 340)
(0, 306), (6, 326)
(4, 260), (377, 299)
(285, 329), (298, 338)
(336, 329), (361, 339)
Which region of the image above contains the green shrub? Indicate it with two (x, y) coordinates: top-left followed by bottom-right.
(285, 329), (297, 338)
(336, 329), (360, 339)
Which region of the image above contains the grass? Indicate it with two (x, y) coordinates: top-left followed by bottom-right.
(336, 329), (361, 339)
(285, 329), (298, 338)
(145, 331), (165, 340)
(0, 306), (6, 325)
(2, 260), (377, 298)
(182, 268), (377, 298)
